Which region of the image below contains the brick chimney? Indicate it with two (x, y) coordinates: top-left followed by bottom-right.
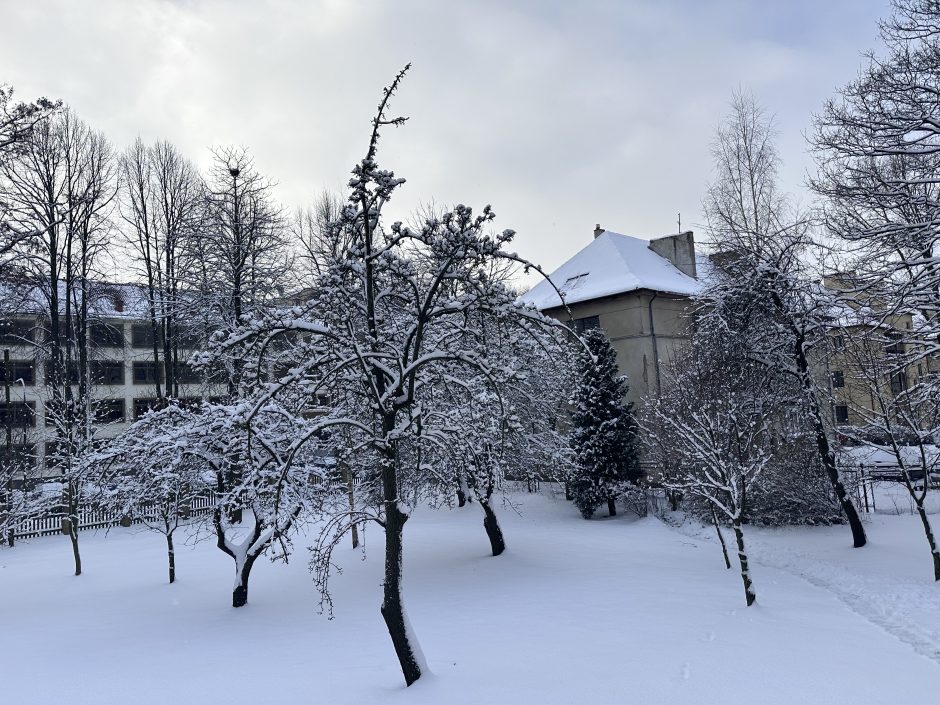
(594, 223), (605, 239)
(648, 231), (697, 278)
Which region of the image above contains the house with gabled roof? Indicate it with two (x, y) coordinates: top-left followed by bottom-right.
(519, 226), (702, 403)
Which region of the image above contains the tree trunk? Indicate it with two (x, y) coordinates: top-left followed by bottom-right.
(711, 506), (731, 569)
(343, 462), (359, 549)
(232, 553), (257, 608)
(732, 518), (756, 606)
(69, 522), (82, 576)
(914, 501), (940, 581)
(380, 501), (424, 686)
(166, 532), (176, 584)
(607, 497), (617, 517)
(792, 330), (866, 547)
(480, 498), (506, 556)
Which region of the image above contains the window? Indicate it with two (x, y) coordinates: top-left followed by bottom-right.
(44, 442), (64, 471)
(0, 443), (35, 467)
(1, 360), (36, 385)
(94, 399), (126, 424)
(176, 363), (202, 384)
(133, 397), (161, 419)
(572, 315), (600, 334)
(45, 361), (78, 385)
(0, 402), (36, 428)
(834, 405), (849, 424)
(131, 324), (156, 349)
(0, 319), (33, 345)
(831, 335), (845, 352)
(89, 322), (124, 348)
(885, 331), (904, 356)
(890, 371), (907, 395)
(90, 361), (124, 385)
(831, 371), (845, 389)
(132, 362), (162, 385)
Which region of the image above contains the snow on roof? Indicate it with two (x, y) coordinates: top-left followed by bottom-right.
(0, 279), (162, 320)
(519, 230), (701, 310)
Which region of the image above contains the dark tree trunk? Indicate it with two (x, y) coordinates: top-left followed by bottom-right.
(380, 500), (424, 686)
(66, 488), (81, 576)
(166, 532), (176, 584)
(914, 502), (940, 581)
(480, 498), (506, 556)
(711, 506), (732, 570)
(791, 327), (866, 547)
(232, 553), (257, 608)
(732, 518), (756, 606)
(607, 497), (617, 517)
(456, 486), (467, 507)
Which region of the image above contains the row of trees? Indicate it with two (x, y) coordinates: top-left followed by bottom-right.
(0, 69), (592, 688)
(645, 0), (940, 607)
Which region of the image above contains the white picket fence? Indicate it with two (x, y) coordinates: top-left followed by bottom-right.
(12, 492), (218, 540)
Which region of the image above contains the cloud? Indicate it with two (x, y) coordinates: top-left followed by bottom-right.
(0, 0), (888, 277)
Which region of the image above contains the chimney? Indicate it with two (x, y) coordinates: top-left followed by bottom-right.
(594, 223), (605, 239)
(648, 231), (697, 278)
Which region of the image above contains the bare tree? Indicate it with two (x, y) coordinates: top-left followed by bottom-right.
(0, 107), (117, 574)
(705, 92), (867, 547)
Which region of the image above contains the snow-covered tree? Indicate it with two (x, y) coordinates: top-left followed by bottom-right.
(218, 66), (570, 686)
(86, 403), (213, 583)
(702, 91), (866, 546)
(812, 0), (940, 571)
(568, 328), (640, 519)
(648, 348), (773, 607)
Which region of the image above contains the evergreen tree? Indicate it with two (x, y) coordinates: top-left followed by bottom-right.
(569, 328), (641, 518)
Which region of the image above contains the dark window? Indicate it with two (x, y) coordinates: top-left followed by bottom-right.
(890, 371), (907, 395)
(45, 361), (78, 385)
(94, 399), (125, 424)
(176, 363), (202, 384)
(885, 332), (904, 356)
(831, 371), (845, 389)
(0, 319), (33, 345)
(1, 360), (36, 385)
(132, 362), (162, 385)
(44, 441), (68, 471)
(572, 315), (600, 334)
(89, 322), (124, 348)
(176, 397), (202, 410)
(90, 360), (124, 385)
(834, 405), (849, 424)
(131, 324), (156, 349)
(133, 397), (160, 419)
(0, 443), (36, 467)
(0, 402), (36, 428)
(831, 335), (845, 352)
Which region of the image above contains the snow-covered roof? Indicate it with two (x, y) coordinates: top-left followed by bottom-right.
(0, 279), (164, 320)
(519, 231), (701, 310)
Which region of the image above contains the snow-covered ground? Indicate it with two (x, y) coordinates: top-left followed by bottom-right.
(2, 491), (938, 705)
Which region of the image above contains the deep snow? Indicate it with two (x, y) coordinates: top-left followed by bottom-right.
(1, 490), (938, 704)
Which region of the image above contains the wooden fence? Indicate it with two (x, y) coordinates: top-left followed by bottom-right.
(12, 492), (218, 541)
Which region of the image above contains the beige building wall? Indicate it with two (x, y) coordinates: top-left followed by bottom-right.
(543, 290), (694, 404)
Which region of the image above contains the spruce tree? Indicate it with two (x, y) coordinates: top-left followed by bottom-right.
(569, 328), (641, 518)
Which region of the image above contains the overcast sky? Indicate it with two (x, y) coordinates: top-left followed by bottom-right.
(0, 0), (889, 279)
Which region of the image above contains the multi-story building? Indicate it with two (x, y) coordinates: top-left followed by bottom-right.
(0, 282), (225, 478)
(519, 226), (701, 404)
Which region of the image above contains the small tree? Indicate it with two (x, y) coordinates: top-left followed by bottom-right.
(648, 354), (773, 607)
(569, 328), (641, 518)
(89, 404), (212, 584)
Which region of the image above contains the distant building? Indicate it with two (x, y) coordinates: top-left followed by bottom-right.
(519, 226), (701, 403)
(0, 282), (225, 478)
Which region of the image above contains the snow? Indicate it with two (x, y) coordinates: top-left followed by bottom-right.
(2, 489), (939, 704)
(519, 231), (701, 310)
